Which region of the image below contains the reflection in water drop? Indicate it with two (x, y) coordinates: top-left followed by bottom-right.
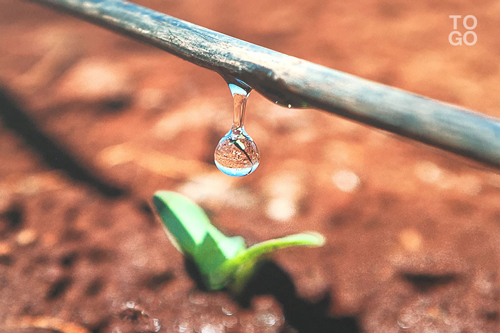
(214, 78), (260, 177)
(214, 127), (259, 177)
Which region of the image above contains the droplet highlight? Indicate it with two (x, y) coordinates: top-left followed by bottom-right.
(214, 78), (260, 177)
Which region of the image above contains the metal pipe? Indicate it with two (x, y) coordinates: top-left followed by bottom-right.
(32, 0), (500, 169)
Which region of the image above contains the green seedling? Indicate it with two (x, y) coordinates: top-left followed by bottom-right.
(152, 191), (325, 293)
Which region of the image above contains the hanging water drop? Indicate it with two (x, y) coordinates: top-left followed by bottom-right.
(214, 78), (260, 177)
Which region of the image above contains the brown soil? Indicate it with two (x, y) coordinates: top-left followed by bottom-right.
(1, 0), (499, 332)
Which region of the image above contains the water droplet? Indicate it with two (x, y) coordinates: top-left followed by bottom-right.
(189, 291), (208, 306)
(214, 128), (259, 177)
(256, 312), (278, 327)
(221, 305), (235, 316)
(223, 315), (238, 328)
(151, 318), (161, 332)
(117, 301), (161, 332)
(200, 323), (224, 333)
(215, 77), (260, 177)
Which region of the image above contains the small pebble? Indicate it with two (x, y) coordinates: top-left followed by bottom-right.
(42, 233), (57, 248)
(58, 59), (132, 104)
(200, 323), (224, 333)
(399, 228), (422, 252)
(252, 297), (275, 312)
(0, 242), (12, 255)
(0, 189), (12, 213)
(16, 229), (37, 246)
(414, 161), (442, 183)
(456, 174), (482, 195)
(177, 173), (256, 210)
(265, 197), (296, 222)
(136, 88), (166, 112)
(263, 172), (304, 222)
(222, 316), (238, 328)
(332, 170), (360, 193)
(189, 291), (209, 306)
(488, 174), (500, 188)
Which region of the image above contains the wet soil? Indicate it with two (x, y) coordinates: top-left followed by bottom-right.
(0, 0), (499, 332)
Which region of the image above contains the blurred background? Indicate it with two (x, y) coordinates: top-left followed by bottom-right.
(1, 0), (499, 332)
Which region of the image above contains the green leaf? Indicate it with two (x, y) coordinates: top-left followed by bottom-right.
(210, 232), (325, 290)
(153, 191), (226, 256)
(217, 236), (246, 260)
(236, 232), (325, 262)
(152, 191), (246, 268)
(194, 233), (228, 275)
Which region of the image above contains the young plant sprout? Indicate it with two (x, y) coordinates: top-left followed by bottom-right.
(152, 191), (325, 293)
